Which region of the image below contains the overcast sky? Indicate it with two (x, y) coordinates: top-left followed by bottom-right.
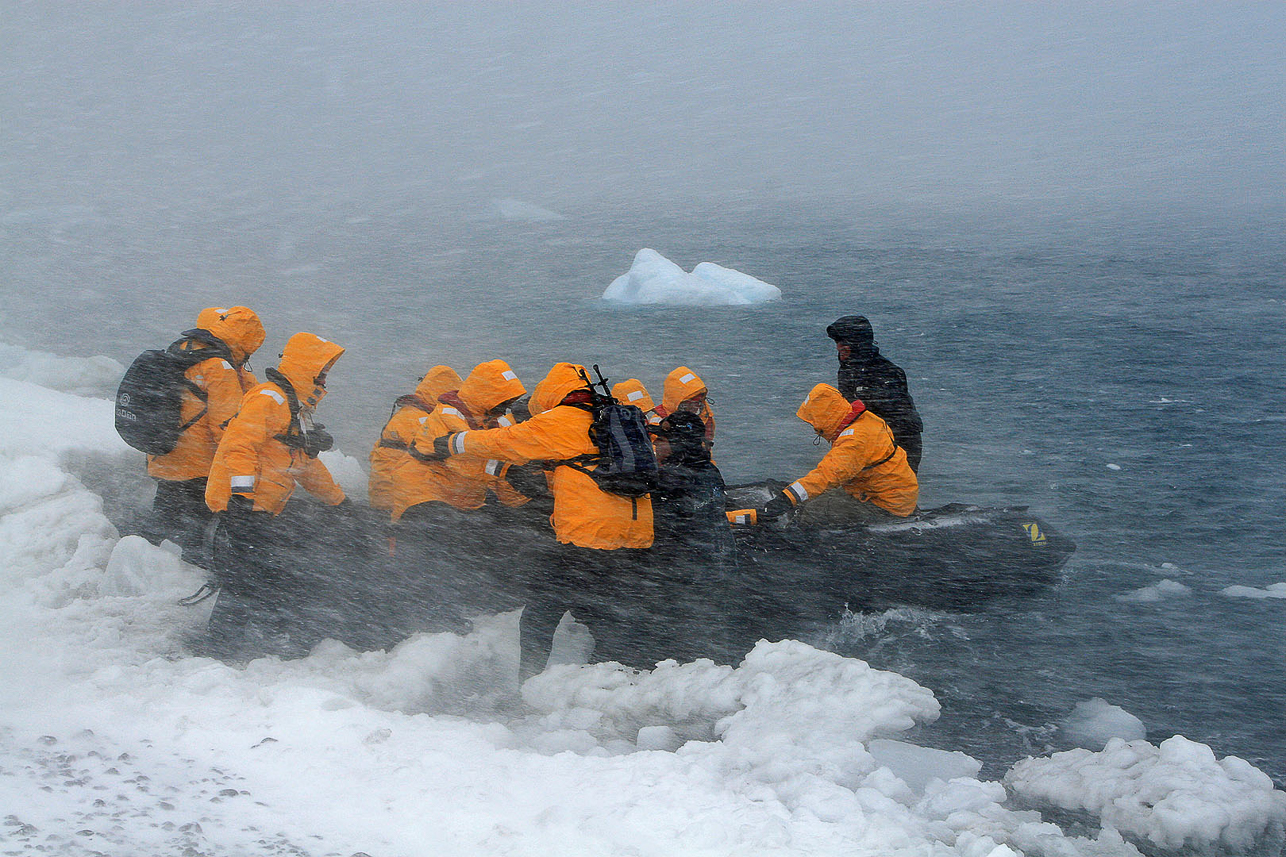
(3, 2), (1283, 223)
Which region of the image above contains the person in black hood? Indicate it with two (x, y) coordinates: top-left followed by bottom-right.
(649, 410), (739, 664)
(827, 315), (924, 472)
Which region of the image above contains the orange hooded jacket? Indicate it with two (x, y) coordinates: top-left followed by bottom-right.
(785, 383), (918, 517)
(368, 365), (462, 512)
(445, 362), (653, 550)
(659, 366), (715, 446)
(147, 306), (266, 482)
(205, 333), (347, 515)
(611, 378), (662, 426)
(395, 360), (528, 518)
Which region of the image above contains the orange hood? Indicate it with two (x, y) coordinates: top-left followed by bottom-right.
(196, 306), (266, 364)
(662, 366), (707, 414)
(612, 378), (656, 413)
(530, 362), (591, 416)
(459, 359), (527, 417)
(796, 383), (863, 442)
(414, 365), (462, 405)
(278, 332), (345, 410)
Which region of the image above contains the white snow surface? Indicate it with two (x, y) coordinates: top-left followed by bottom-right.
(1058, 698), (1147, 751)
(603, 248), (783, 306)
(1, 344), (1283, 857)
(0, 341), (123, 396)
(1007, 736), (1286, 853)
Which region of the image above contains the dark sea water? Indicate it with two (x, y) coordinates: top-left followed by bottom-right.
(4, 202), (1284, 788)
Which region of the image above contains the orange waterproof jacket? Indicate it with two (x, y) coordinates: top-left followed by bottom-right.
(147, 306), (266, 482)
(785, 383), (918, 517)
(395, 360), (528, 518)
(368, 365), (462, 512)
(205, 333), (347, 515)
(659, 366), (715, 445)
(611, 378), (662, 426)
(448, 362), (653, 550)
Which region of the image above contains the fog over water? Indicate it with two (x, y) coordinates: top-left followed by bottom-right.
(3, 0), (1286, 820)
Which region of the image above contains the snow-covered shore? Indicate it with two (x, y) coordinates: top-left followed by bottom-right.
(1, 345), (1282, 857)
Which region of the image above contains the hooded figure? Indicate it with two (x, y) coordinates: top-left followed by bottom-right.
(430, 362), (656, 679)
(368, 365), (462, 513)
(199, 332), (348, 661)
(205, 332), (346, 516)
(145, 306), (266, 565)
(659, 366), (716, 449)
(399, 359), (528, 518)
(378, 360), (530, 634)
(611, 378), (662, 426)
(759, 383), (918, 523)
(827, 315), (923, 471)
(650, 409), (739, 663)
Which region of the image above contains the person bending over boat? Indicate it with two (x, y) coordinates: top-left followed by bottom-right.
(421, 362), (655, 681)
(396, 360), (528, 631)
(650, 410), (740, 664)
(658, 366), (716, 454)
(201, 332), (348, 660)
(368, 364), (462, 515)
(758, 383), (918, 526)
(827, 315), (923, 472)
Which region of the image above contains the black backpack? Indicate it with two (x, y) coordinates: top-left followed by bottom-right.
(566, 366), (660, 498)
(115, 329), (232, 456)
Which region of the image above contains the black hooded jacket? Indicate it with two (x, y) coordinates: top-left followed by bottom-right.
(829, 317), (924, 472)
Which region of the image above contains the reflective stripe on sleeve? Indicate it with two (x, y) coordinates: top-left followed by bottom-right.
(441, 407), (462, 418)
(787, 481), (808, 502)
(452, 432), (468, 455)
(260, 389), (285, 405)
(485, 460), (502, 477)
(496, 414), (515, 427)
(230, 475), (256, 491)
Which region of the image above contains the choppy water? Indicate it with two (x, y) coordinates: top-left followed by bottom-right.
(4, 203), (1284, 786)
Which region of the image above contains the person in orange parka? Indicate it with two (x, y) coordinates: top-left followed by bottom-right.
(383, 360), (528, 632)
(658, 366), (716, 451)
(201, 332), (348, 660)
(758, 383), (918, 525)
(426, 362), (655, 679)
(145, 305), (266, 566)
(611, 378), (663, 427)
(368, 365), (462, 514)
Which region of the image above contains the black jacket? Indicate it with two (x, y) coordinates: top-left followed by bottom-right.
(838, 347), (923, 472)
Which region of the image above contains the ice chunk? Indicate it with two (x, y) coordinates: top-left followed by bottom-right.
(1006, 736), (1286, 852)
(1220, 583), (1286, 600)
(0, 342), (123, 396)
(1114, 579), (1191, 603)
(491, 198), (565, 222)
(603, 248), (782, 306)
(1058, 698), (1146, 750)
(868, 738), (983, 793)
(317, 448), (369, 501)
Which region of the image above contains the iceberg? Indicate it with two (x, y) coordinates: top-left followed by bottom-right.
(602, 248), (782, 306)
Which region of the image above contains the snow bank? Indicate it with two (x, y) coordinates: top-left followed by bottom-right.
(0, 341), (123, 396)
(603, 248), (782, 306)
(1059, 698), (1147, 750)
(1221, 583), (1286, 600)
(1, 341), (1283, 857)
(1006, 736), (1286, 852)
